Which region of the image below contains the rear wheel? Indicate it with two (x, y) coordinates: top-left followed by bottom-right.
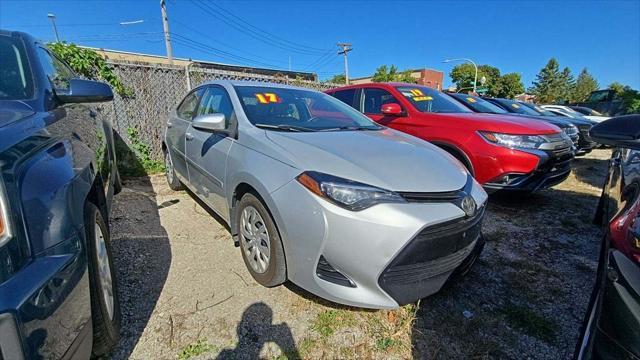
(85, 202), (121, 356)
(236, 193), (286, 287)
(164, 150), (183, 191)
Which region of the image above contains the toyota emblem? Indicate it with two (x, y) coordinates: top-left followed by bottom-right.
(461, 195), (476, 217)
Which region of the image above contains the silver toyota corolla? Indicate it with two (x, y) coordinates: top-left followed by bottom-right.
(163, 80), (488, 309)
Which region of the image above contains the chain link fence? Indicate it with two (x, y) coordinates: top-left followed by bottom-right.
(103, 60), (339, 170)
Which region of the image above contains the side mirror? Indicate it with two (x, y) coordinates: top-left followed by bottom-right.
(381, 103), (403, 116)
(192, 113), (226, 132)
(56, 79), (114, 103)
(589, 115), (640, 150)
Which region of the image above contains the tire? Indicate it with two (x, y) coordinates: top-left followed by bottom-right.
(236, 193), (286, 287)
(85, 202), (121, 357)
(164, 150), (183, 191)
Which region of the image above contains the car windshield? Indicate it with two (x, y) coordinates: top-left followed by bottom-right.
(396, 86), (471, 113)
(450, 93), (507, 114)
(235, 86), (382, 131)
(496, 99), (541, 116)
(0, 35), (34, 100)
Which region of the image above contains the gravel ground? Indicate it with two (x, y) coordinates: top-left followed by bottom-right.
(107, 149), (610, 360)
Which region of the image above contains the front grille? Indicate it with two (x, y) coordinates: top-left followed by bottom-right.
(378, 207), (484, 304)
(316, 255), (355, 287)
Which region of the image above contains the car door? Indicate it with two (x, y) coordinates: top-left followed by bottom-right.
(360, 87), (411, 130)
(167, 88), (204, 182)
(185, 85), (235, 220)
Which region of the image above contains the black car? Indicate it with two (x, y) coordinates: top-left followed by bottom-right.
(446, 92), (580, 147)
(0, 30), (121, 359)
(484, 97), (598, 155)
(576, 115), (640, 359)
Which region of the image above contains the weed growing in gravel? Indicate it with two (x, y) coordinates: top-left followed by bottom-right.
(502, 304), (558, 342)
(311, 309), (356, 339)
(177, 339), (218, 360)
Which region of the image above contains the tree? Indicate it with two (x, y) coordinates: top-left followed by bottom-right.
(609, 82), (640, 114)
(570, 68), (599, 103)
(529, 58), (564, 103)
(372, 65), (415, 83)
(558, 67), (575, 103)
(492, 73), (525, 99)
(326, 74), (346, 84)
(450, 64), (500, 94)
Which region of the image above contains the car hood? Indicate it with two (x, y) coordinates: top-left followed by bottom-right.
(424, 112), (561, 134)
(503, 113), (574, 128)
(265, 128), (468, 192)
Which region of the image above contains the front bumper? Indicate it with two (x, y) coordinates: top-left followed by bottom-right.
(576, 127), (597, 155)
(484, 146), (574, 192)
(270, 176), (488, 309)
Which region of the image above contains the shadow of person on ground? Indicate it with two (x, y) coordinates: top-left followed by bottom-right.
(216, 302), (300, 360)
(107, 136), (173, 360)
(572, 156), (609, 188)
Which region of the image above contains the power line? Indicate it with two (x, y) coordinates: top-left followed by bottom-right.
(191, 0), (328, 56)
(172, 18), (289, 66)
(204, 1), (329, 53)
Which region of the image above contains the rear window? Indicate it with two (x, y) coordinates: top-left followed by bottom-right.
(0, 36), (34, 100)
(396, 86), (471, 113)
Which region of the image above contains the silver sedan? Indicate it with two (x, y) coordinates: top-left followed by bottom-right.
(163, 80), (488, 309)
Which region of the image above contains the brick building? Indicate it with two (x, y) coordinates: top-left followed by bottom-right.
(350, 68), (444, 89)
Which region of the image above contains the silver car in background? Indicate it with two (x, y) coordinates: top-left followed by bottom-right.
(163, 80), (488, 309)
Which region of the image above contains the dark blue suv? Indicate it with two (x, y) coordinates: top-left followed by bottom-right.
(0, 30), (121, 359)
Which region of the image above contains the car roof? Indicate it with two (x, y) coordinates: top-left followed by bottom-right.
(199, 80), (317, 92)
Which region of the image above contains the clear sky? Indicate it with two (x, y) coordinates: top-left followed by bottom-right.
(1, 0), (639, 89)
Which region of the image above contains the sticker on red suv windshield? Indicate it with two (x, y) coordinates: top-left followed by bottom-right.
(409, 89), (424, 97)
(255, 93), (281, 104)
(467, 97), (476, 103)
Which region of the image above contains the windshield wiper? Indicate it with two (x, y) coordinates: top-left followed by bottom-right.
(254, 123), (315, 132)
(318, 125), (381, 132)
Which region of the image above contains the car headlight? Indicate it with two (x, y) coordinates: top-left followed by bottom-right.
(478, 131), (549, 149)
(297, 171), (406, 211)
(565, 125), (578, 136)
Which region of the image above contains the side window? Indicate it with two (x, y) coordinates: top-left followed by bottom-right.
(197, 86), (234, 128)
(176, 88), (204, 120)
(37, 47), (74, 91)
(330, 89), (357, 109)
(362, 88), (398, 114)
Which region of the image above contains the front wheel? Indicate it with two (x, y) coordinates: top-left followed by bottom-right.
(236, 193), (286, 287)
(85, 202), (121, 357)
(164, 150), (183, 191)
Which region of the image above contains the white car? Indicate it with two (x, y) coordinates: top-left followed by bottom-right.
(540, 105), (609, 122)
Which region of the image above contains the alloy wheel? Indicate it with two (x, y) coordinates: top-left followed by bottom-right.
(94, 221), (114, 320)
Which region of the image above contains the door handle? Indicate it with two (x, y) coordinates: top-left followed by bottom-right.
(186, 133), (194, 141)
(167, 122), (173, 128)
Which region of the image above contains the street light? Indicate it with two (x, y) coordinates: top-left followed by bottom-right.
(443, 58), (478, 93)
(47, 13), (60, 42)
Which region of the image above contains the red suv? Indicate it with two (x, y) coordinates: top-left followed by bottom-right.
(327, 83), (574, 192)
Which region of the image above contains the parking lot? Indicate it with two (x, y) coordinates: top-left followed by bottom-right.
(107, 150), (608, 360)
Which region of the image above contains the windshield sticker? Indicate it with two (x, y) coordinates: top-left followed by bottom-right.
(409, 89), (424, 97)
(511, 103), (520, 109)
(413, 96), (432, 101)
(466, 97), (476, 103)
(255, 93), (281, 104)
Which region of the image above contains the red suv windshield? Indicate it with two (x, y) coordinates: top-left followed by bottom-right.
(396, 86), (471, 114)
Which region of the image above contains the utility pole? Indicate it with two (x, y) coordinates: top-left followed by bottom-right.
(47, 13), (60, 42)
(337, 43), (352, 85)
(160, 0), (173, 64)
